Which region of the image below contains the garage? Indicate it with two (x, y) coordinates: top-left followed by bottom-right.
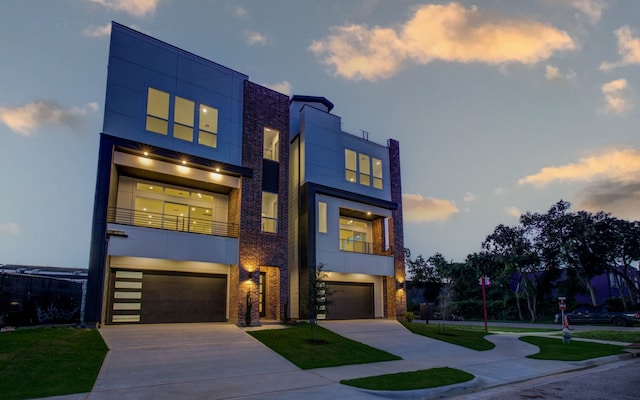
(109, 270), (227, 324)
(325, 282), (374, 319)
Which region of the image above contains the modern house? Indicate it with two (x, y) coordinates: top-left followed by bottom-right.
(84, 23), (405, 326)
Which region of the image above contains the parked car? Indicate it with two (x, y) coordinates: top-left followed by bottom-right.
(556, 305), (640, 327)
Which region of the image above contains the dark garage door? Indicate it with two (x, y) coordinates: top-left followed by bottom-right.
(325, 282), (374, 319)
(141, 271), (227, 323)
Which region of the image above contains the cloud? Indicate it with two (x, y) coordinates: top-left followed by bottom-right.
(233, 6), (247, 18)
(0, 100), (98, 136)
(518, 149), (640, 188)
(578, 180), (640, 221)
(600, 78), (632, 115)
(244, 31), (269, 46)
(600, 26), (640, 71)
(262, 81), (292, 96)
(493, 187), (508, 196)
(402, 193), (459, 222)
(463, 192), (475, 203)
(570, 0), (606, 24)
(309, 2), (575, 81)
(83, 23), (112, 38)
(88, 0), (159, 17)
(545, 64), (576, 81)
(505, 206), (522, 218)
(0, 222), (20, 236)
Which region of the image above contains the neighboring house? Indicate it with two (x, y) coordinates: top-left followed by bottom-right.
(84, 23), (405, 326)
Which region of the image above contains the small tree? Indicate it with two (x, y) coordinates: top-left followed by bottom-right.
(308, 263), (331, 343)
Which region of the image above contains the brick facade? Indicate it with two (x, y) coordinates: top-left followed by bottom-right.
(236, 81), (290, 325)
(388, 139), (406, 319)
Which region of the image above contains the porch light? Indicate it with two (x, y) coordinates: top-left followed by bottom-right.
(182, 160), (187, 165)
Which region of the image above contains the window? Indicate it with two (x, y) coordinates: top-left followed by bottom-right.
(345, 149), (383, 189)
(261, 192), (278, 233)
(145, 87), (219, 148)
(339, 217), (370, 253)
(198, 104), (218, 148)
(359, 154), (370, 186)
(263, 128), (279, 161)
(373, 158), (383, 189)
(318, 202), (327, 233)
(129, 180), (217, 235)
(345, 149), (357, 183)
(173, 96), (194, 142)
(146, 88), (169, 135)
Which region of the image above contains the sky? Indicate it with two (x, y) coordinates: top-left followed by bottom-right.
(1, 0), (640, 268)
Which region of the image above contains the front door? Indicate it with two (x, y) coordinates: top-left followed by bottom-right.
(259, 272), (266, 317)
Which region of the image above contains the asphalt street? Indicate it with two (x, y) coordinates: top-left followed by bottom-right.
(449, 357), (640, 400)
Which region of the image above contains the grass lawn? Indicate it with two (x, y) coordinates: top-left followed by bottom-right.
(568, 330), (640, 343)
(248, 323), (400, 369)
(401, 322), (495, 351)
(340, 367), (474, 391)
(0, 327), (108, 400)
(520, 336), (626, 361)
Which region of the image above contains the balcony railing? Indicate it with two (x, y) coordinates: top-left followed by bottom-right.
(108, 207), (239, 238)
(340, 240), (393, 256)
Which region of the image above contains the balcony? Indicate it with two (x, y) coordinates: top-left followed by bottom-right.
(108, 207), (239, 238)
(339, 240), (393, 256)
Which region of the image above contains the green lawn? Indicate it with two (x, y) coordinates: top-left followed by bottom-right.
(520, 336), (626, 361)
(248, 323), (400, 369)
(401, 322), (495, 351)
(340, 367), (474, 391)
(569, 330), (640, 343)
(0, 327), (108, 400)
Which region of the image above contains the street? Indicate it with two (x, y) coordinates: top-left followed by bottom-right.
(450, 358), (640, 400)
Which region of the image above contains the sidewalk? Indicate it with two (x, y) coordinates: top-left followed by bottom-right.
(37, 320), (634, 400)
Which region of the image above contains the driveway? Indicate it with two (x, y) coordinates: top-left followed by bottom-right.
(88, 323), (332, 400)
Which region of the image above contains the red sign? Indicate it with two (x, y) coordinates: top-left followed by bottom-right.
(559, 303), (566, 310)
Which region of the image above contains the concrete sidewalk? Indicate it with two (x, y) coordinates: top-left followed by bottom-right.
(39, 320), (633, 400)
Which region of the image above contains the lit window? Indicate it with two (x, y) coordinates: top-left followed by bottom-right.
(198, 104), (218, 148)
(263, 128), (279, 161)
(339, 217), (370, 254)
(373, 158), (383, 189)
(318, 202), (327, 233)
(345, 149), (357, 182)
(359, 154), (370, 186)
(146, 88), (169, 135)
(174, 96), (194, 142)
(261, 192), (278, 233)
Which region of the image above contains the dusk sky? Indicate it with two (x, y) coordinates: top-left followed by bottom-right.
(1, 1), (640, 268)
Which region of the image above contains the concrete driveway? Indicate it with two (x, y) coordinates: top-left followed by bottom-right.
(88, 323), (332, 400)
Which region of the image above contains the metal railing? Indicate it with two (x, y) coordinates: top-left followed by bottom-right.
(339, 240), (393, 256)
(108, 207), (239, 238)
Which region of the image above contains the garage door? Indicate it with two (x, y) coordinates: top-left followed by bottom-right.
(325, 282), (374, 319)
(110, 270), (227, 324)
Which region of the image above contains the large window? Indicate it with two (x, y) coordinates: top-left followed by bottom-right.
(261, 192), (278, 233)
(345, 149), (357, 183)
(131, 181), (218, 235)
(146, 88), (169, 135)
(173, 96), (194, 142)
(263, 128), (279, 161)
(339, 217), (370, 254)
(373, 158), (383, 189)
(145, 87), (218, 148)
(198, 104), (218, 148)
(345, 148), (383, 189)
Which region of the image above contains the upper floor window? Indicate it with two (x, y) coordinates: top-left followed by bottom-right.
(146, 88), (169, 135)
(345, 149), (383, 189)
(261, 192), (278, 233)
(263, 128), (280, 161)
(318, 201), (327, 233)
(199, 105), (218, 147)
(145, 87), (218, 148)
(174, 96), (194, 142)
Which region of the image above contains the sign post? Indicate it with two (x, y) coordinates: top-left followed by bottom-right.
(479, 276), (490, 333)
